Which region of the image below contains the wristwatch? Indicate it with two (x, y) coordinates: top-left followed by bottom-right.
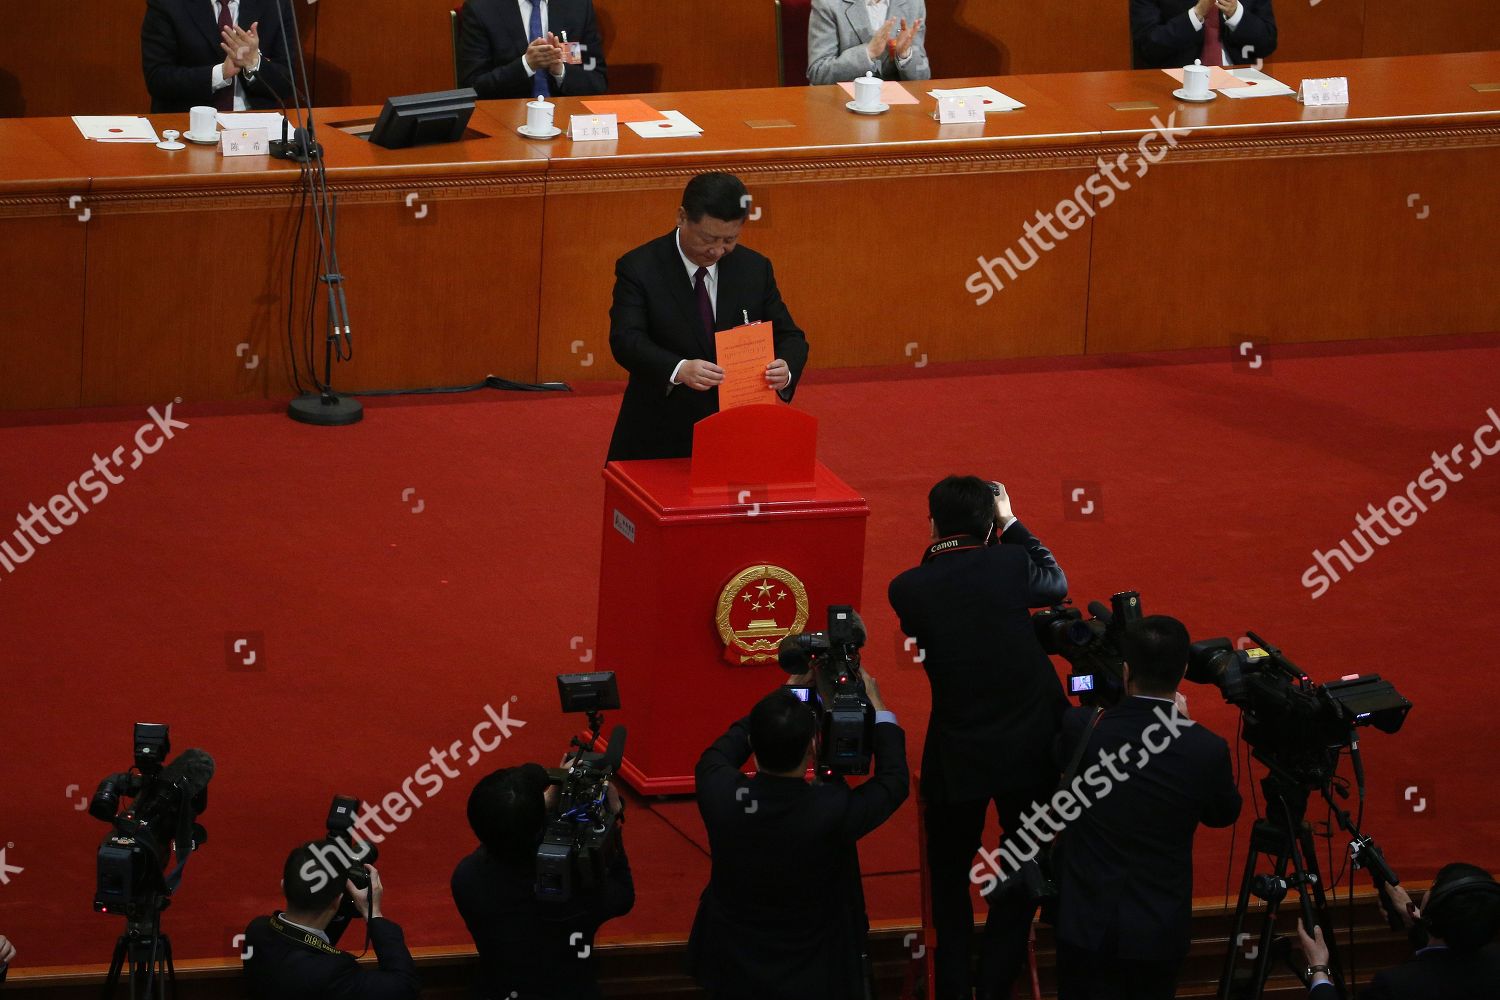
(1306, 964), (1332, 980)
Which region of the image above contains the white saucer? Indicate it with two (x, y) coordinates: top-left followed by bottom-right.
(517, 124), (562, 139)
(184, 130), (220, 145)
(1172, 87), (1216, 103)
(156, 139), (186, 150)
(846, 100), (890, 115)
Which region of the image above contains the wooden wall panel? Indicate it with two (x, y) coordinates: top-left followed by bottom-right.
(0, 1), (149, 117)
(1364, 1), (1500, 59)
(1266, 0), (1366, 65)
(0, 214), (88, 408)
(927, 0), (1131, 78)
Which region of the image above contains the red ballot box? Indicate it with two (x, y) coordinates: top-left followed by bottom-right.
(596, 405), (869, 794)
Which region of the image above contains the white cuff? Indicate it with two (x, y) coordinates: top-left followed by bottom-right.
(1188, 9), (1203, 31)
(669, 360), (686, 385)
(211, 62), (231, 91)
(522, 53), (535, 76)
(552, 62), (566, 80)
(1225, 4), (1245, 29)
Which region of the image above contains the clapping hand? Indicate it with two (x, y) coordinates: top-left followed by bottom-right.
(220, 21), (261, 74)
(893, 17), (923, 59)
(866, 18), (896, 61)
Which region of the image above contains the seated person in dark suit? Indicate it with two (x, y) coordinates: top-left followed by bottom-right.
(1299, 863), (1500, 999)
(1052, 616), (1242, 1000)
(452, 763), (634, 1000)
(688, 677), (909, 1000)
(1129, 0), (1277, 69)
(141, 0), (297, 114)
(458, 0), (607, 100)
(241, 841), (420, 1000)
(606, 171), (809, 462)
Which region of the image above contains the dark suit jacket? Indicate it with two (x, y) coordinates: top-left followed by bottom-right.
(241, 913), (420, 1000)
(1129, 0), (1277, 70)
(1307, 943), (1500, 1000)
(606, 231), (809, 462)
(687, 715), (909, 1000)
(888, 522), (1070, 803)
(451, 841), (635, 1000)
(458, 0), (607, 99)
(1052, 697), (1241, 961)
(141, 0), (297, 114)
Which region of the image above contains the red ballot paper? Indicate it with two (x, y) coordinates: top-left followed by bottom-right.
(714, 322), (777, 411)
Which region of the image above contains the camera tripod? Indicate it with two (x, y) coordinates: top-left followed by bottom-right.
(102, 902), (175, 1000)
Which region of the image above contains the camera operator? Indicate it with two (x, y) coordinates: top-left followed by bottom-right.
(687, 673), (908, 1000)
(0, 933), (13, 984)
(886, 474), (1069, 1000)
(451, 762), (635, 1000)
(1297, 862), (1500, 998)
(1051, 615), (1241, 999)
(242, 843), (420, 1000)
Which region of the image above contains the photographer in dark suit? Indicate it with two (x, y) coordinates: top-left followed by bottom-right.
(1299, 863), (1500, 999)
(1130, 0), (1277, 69)
(458, 0), (608, 99)
(452, 763), (635, 1000)
(887, 475), (1069, 1000)
(141, 0), (297, 114)
(241, 842), (420, 1000)
(688, 677), (908, 1000)
(1052, 615), (1242, 1000)
(606, 172), (809, 462)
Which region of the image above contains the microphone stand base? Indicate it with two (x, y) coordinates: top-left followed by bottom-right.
(288, 392), (364, 426)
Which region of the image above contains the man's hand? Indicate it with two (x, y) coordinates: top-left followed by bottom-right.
(893, 17), (923, 59)
(346, 865), (384, 921)
(1216, 0), (1240, 16)
(605, 780), (624, 816)
(1296, 921), (1330, 968)
(679, 359), (725, 390)
(866, 18), (896, 61)
(220, 22), (260, 71)
(991, 482), (1014, 522)
(527, 33), (564, 71)
(765, 359), (791, 392)
(1174, 691), (1191, 719)
(1194, 0), (1216, 19)
(1382, 882), (1419, 929)
(863, 671), (887, 714)
(0, 934), (14, 966)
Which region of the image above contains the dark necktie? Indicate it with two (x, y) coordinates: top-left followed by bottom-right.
(215, 1), (236, 112)
(694, 266), (716, 356)
(530, 1), (551, 99)
(1201, 5), (1221, 67)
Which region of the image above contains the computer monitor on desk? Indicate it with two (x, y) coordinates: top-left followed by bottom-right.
(368, 88), (478, 149)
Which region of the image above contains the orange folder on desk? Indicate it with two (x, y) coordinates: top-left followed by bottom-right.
(581, 99), (667, 123)
(714, 322), (776, 411)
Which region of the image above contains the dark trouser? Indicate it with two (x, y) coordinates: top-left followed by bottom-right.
(924, 783), (1054, 1000)
(1054, 941), (1180, 1000)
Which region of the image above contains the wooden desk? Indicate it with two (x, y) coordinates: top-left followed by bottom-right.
(2, 52), (1498, 410)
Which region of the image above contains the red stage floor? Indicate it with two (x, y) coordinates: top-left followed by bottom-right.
(1, 335), (1497, 970)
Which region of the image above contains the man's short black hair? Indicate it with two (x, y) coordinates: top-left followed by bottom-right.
(928, 475), (997, 539)
(1427, 862), (1500, 953)
(1122, 615), (1191, 695)
(467, 763), (549, 865)
(749, 689), (816, 773)
(282, 840), (349, 912)
(682, 172), (749, 224)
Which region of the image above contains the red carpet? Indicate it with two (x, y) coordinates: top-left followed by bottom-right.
(2, 335), (1498, 970)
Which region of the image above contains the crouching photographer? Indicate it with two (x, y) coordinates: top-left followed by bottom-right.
(1298, 862), (1500, 999)
(241, 838), (420, 1000)
(688, 610), (909, 1000)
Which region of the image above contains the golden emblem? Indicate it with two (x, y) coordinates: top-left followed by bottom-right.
(716, 564), (810, 665)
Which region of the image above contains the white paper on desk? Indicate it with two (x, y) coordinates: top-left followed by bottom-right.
(72, 116), (160, 142)
(625, 109), (703, 138)
(1220, 67), (1296, 99)
(927, 87), (1025, 112)
(217, 112), (289, 135)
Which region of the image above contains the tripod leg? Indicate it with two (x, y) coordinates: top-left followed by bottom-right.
(1297, 826), (1346, 997)
(1219, 841), (1266, 1000)
(102, 936), (128, 1000)
(1247, 846), (1294, 999)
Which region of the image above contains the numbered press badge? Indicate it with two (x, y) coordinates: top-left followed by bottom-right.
(569, 114), (618, 142)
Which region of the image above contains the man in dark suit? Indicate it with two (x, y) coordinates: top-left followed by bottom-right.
(141, 0), (297, 114)
(241, 841), (420, 1000)
(452, 763), (635, 1000)
(606, 171), (810, 462)
(458, 0), (607, 100)
(1299, 863), (1500, 999)
(888, 475), (1069, 1000)
(1052, 615), (1242, 1000)
(1130, 0), (1277, 70)
(688, 678), (909, 1000)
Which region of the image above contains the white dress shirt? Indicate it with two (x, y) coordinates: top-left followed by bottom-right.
(208, 0), (263, 112)
(668, 229), (718, 385)
(1187, 3), (1247, 67)
(518, 0), (567, 83)
(866, 0), (915, 71)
